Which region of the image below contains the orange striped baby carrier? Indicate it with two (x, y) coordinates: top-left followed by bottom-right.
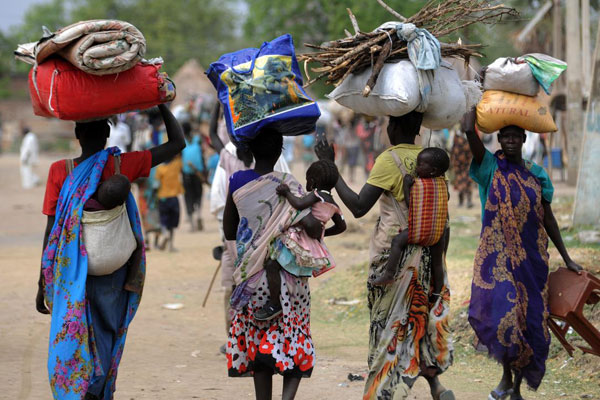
(407, 176), (448, 246)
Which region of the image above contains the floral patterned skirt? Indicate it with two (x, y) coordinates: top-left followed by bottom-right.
(227, 270), (314, 378)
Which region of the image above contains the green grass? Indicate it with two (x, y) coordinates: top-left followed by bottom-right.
(311, 262), (370, 358)
(309, 196), (600, 397)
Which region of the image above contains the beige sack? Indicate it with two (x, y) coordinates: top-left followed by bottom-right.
(476, 90), (557, 133)
(82, 204), (136, 276)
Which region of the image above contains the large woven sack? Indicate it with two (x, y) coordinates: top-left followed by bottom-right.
(476, 90), (557, 133)
(483, 57), (539, 96)
(82, 204), (137, 276)
(422, 64), (469, 130)
(29, 57), (175, 121)
(328, 60), (420, 117)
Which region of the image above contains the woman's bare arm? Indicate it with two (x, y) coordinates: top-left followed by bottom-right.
(542, 201), (583, 273)
(314, 138), (383, 218)
(223, 191), (239, 241)
(460, 108), (485, 165)
(36, 216), (54, 314)
(209, 102), (224, 153)
(149, 104), (186, 167)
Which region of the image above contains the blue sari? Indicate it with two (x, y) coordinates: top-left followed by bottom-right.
(469, 151), (552, 390)
(41, 147), (145, 399)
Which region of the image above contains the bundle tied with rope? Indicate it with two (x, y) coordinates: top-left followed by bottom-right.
(299, 0), (518, 91)
(299, 0), (517, 128)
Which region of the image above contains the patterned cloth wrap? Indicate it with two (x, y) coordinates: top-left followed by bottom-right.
(364, 149), (453, 400)
(16, 20), (147, 75)
(230, 171), (310, 311)
(227, 171), (315, 378)
(41, 147), (145, 399)
(469, 151), (553, 390)
(407, 176), (448, 246)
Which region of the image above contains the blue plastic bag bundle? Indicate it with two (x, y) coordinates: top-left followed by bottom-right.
(207, 34), (320, 144)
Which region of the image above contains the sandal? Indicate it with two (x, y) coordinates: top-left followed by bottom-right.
(488, 389), (513, 400)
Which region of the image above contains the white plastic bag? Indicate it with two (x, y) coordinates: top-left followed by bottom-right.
(422, 64), (473, 129)
(327, 60), (421, 117)
(483, 57), (539, 96)
(82, 204), (137, 276)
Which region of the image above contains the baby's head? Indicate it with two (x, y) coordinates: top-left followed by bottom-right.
(97, 174), (131, 209)
(415, 148), (450, 179)
(305, 159), (339, 192)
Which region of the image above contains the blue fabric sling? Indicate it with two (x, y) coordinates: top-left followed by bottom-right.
(41, 147), (145, 399)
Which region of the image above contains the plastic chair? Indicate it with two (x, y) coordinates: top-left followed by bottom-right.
(548, 267), (600, 357)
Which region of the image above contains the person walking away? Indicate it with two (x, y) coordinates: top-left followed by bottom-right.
(450, 129), (474, 208)
(107, 115), (132, 153)
(315, 111), (454, 400)
(522, 130), (546, 166)
(461, 109), (582, 400)
(155, 155), (184, 252)
(209, 103), (290, 353)
(223, 127), (314, 400)
(20, 126), (40, 189)
(37, 104), (184, 399)
(181, 122), (206, 231)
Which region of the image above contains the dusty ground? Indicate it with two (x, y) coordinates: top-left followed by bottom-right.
(1, 152), (598, 400)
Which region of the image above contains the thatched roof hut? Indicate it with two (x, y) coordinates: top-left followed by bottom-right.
(171, 59), (216, 107)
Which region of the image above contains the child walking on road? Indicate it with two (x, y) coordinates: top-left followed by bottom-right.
(155, 155), (184, 251)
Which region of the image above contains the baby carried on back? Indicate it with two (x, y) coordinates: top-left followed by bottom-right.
(80, 162), (143, 293)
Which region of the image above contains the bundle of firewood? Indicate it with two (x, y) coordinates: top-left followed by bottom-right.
(299, 0), (518, 96)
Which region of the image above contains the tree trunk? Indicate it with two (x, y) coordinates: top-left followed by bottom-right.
(566, 0), (583, 186)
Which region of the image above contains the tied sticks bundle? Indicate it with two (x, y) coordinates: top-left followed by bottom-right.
(299, 0), (518, 95)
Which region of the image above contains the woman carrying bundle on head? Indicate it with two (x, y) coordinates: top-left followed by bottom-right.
(316, 111), (454, 400)
(461, 108), (582, 400)
(37, 104), (185, 400)
(224, 126), (343, 400)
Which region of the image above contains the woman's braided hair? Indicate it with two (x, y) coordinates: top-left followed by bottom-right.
(306, 159), (339, 191)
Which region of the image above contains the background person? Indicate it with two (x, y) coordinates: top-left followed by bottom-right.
(19, 126), (40, 189)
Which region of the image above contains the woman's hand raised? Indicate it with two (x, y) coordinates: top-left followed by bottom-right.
(314, 138), (335, 162)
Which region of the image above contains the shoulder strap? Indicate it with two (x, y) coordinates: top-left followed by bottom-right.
(114, 155), (121, 175)
(65, 159), (74, 175)
(389, 149), (409, 176)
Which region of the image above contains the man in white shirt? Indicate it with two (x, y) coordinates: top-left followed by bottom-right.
(107, 117), (132, 153)
(20, 127), (40, 189)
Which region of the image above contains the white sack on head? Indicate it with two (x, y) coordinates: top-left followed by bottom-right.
(422, 64), (467, 130)
(483, 57), (539, 96)
(463, 80), (482, 110)
(327, 60), (421, 117)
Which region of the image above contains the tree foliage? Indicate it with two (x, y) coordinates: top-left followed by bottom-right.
(3, 0), (238, 79)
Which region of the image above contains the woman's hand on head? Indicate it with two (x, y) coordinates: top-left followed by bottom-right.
(314, 138), (335, 162)
(566, 259), (583, 274)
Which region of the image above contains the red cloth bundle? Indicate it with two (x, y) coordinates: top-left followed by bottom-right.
(28, 57), (175, 121)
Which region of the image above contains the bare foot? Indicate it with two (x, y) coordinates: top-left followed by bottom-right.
(371, 270), (395, 286)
